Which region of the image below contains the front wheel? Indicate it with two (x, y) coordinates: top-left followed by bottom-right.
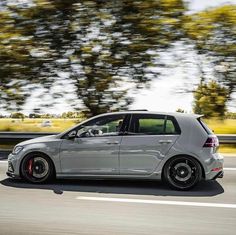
(21, 153), (54, 183)
(163, 156), (202, 190)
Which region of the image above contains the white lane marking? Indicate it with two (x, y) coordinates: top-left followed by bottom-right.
(76, 196), (236, 209)
(224, 168), (236, 171)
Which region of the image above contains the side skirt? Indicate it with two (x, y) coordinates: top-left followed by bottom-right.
(56, 173), (162, 180)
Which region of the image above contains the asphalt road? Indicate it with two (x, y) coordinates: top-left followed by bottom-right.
(0, 157), (236, 235)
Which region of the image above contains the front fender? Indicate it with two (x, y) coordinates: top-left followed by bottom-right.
(18, 141), (62, 175)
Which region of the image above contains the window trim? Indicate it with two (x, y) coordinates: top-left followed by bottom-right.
(127, 114), (181, 136)
(166, 115), (181, 135)
(62, 114), (130, 139)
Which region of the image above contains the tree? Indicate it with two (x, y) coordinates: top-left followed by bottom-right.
(193, 81), (229, 118)
(29, 113), (41, 118)
(225, 112), (236, 119)
(10, 112), (25, 119)
(0, 2), (53, 111)
(176, 108), (185, 113)
(3, 1), (234, 117)
(0, 0), (187, 116)
(184, 5), (236, 99)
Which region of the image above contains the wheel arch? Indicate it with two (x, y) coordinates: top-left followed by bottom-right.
(161, 154), (205, 180)
(20, 151), (56, 179)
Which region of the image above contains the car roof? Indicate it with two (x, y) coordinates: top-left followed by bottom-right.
(96, 111), (203, 119)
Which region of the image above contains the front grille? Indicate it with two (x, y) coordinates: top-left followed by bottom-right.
(8, 162), (14, 173)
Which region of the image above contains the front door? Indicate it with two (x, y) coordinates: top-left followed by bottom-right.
(119, 114), (180, 175)
(60, 114), (126, 175)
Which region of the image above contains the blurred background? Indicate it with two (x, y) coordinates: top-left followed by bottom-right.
(0, 0), (236, 152)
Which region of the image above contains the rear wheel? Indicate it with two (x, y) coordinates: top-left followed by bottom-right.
(163, 156), (202, 190)
(21, 153), (54, 183)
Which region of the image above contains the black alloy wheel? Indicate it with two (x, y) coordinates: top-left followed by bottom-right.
(163, 156), (202, 190)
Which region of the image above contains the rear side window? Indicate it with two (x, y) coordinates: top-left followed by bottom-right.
(129, 114), (181, 135)
(198, 118), (213, 135)
(166, 115), (181, 135)
(166, 119), (176, 134)
(139, 117), (165, 135)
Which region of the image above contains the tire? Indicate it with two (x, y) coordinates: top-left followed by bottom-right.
(20, 153), (54, 183)
(163, 156), (202, 190)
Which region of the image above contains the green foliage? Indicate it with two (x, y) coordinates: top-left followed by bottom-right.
(10, 112), (25, 119)
(193, 81), (229, 118)
(61, 111), (84, 119)
(184, 5), (236, 95)
(225, 112), (236, 119)
(0, 1), (235, 117)
(29, 113), (41, 118)
(176, 108), (185, 113)
(0, 0), (186, 116)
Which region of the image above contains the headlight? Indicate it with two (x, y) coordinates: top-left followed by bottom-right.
(12, 146), (24, 155)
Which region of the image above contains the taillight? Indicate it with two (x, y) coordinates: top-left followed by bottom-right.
(203, 136), (219, 147)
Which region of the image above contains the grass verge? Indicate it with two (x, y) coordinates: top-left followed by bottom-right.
(204, 119), (236, 134)
(0, 118), (78, 132)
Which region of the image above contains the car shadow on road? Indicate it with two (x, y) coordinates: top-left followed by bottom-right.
(0, 177), (224, 197)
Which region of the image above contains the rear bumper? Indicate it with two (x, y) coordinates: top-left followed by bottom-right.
(205, 153), (224, 180)
(212, 171), (224, 180)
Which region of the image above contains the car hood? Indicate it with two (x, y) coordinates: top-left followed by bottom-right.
(16, 135), (59, 146)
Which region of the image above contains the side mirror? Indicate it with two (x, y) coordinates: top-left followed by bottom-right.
(67, 130), (77, 139)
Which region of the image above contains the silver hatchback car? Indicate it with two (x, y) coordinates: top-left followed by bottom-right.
(7, 111), (224, 190)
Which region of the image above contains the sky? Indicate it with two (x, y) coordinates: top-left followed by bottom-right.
(187, 0), (236, 12)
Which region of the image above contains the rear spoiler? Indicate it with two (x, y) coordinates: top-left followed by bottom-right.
(195, 114), (204, 119)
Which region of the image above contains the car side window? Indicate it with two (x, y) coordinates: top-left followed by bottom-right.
(165, 116), (181, 134)
(130, 114), (166, 135)
(165, 119), (176, 134)
(129, 114), (181, 135)
(76, 114), (126, 137)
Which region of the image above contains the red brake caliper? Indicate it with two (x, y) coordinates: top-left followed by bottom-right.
(28, 159), (33, 175)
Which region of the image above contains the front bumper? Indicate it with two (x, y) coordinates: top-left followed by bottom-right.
(6, 171), (21, 179)
(6, 153), (21, 179)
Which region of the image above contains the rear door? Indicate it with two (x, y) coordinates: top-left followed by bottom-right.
(119, 114), (180, 175)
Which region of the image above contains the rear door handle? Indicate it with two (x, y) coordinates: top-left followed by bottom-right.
(159, 140), (172, 144)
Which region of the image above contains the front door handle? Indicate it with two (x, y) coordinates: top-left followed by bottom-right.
(159, 140), (172, 144)
(106, 141), (119, 145)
